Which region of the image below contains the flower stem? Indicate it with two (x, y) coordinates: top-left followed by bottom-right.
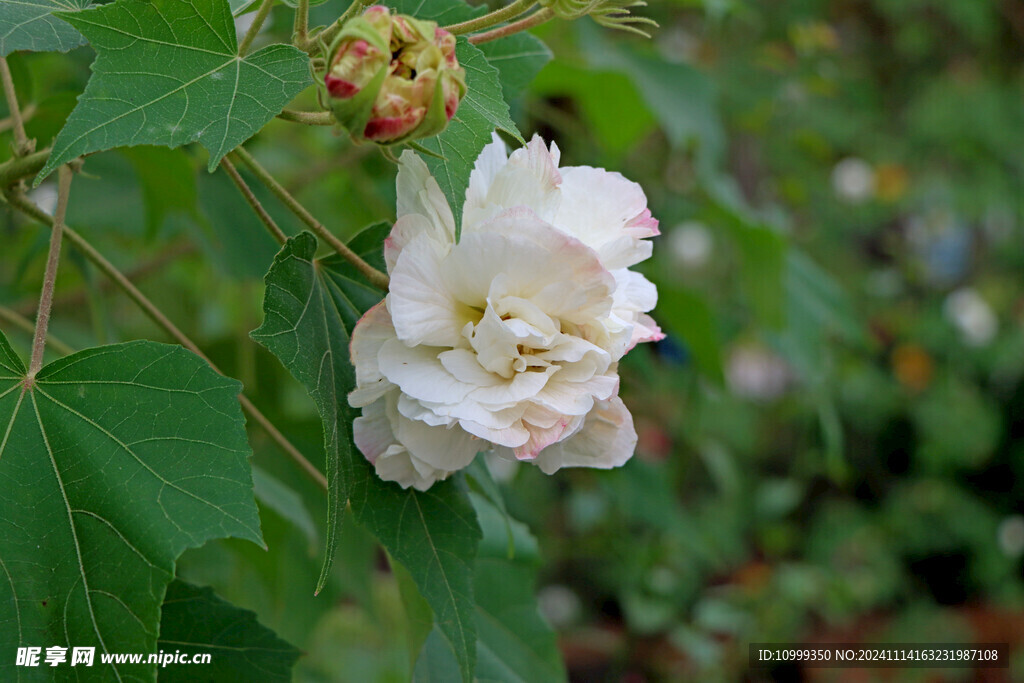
(4, 188), (328, 491)
(446, 0), (537, 35)
(231, 147), (390, 291)
(220, 156), (288, 245)
(238, 0), (275, 56)
(0, 57), (32, 156)
(28, 165), (72, 378)
(276, 108), (335, 126)
(294, 0), (310, 45)
(468, 8), (554, 44)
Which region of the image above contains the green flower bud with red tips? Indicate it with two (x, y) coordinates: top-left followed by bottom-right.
(325, 6), (467, 145)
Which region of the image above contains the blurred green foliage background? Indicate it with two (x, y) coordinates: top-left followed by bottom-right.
(2, 0), (1023, 680)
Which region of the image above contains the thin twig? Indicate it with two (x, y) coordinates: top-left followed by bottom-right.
(446, 0), (537, 35)
(238, 0), (275, 56)
(220, 156), (287, 245)
(13, 241), (197, 316)
(0, 56), (31, 156)
(231, 147), (390, 290)
(0, 305), (74, 356)
(294, 0), (310, 45)
(0, 103), (36, 134)
(239, 394), (327, 488)
(468, 8), (554, 44)
(284, 143), (371, 194)
(5, 189), (328, 491)
(28, 165), (72, 377)
(276, 109), (336, 126)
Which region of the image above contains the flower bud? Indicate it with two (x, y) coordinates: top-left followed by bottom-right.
(325, 6), (467, 145)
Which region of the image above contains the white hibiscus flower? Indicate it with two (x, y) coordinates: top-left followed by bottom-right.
(349, 134), (663, 490)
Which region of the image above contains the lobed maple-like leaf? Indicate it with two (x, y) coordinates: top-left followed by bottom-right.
(37, 0), (312, 182)
(0, 331), (263, 682)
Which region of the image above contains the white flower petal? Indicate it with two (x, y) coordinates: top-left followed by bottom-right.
(613, 269), (658, 313)
(349, 302), (395, 408)
(439, 348), (505, 387)
(444, 210), (614, 324)
(554, 166), (657, 268)
(628, 313), (666, 350)
(513, 414), (583, 460)
(396, 150), (455, 240)
(388, 233), (473, 347)
(353, 396), (396, 462)
(464, 134), (562, 230)
(532, 396), (637, 474)
(459, 418), (531, 448)
(374, 445), (449, 491)
(378, 337), (474, 404)
(467, 366), (556, 405)
(397, 393), (454, 427)
(531, 370), (618, 416)
(465, 132), (509, 213)
(394, 409), (480, 472)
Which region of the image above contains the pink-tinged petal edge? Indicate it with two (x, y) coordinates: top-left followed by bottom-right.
(325, 74), (360, 99)
(626, 208), (660, 237)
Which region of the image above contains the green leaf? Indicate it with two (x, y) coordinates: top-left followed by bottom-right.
(414, 629), (463, 681)
(252, 230), (482, 682)
(418, 38), (522, 234)
(390, 0), (478, 25)
(158, 580), (301, 682)
(0, 0), (91, 57)
(250, 231), (362, 597)
(415, 494), (564, 682)
(477, 34), (552, 99)
(0, 331), (263, 681)
(37, 0), (313, 182)
(350, 469), (481, 683)
(471, 493), (564, 683)
(391, 552), (437, 671)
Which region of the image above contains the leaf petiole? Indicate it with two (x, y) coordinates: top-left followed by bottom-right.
(445, 0), (538, 35)
(468, 8), (555, 45)
(238, 0), (276, 56)
(28, 165), (73, 379)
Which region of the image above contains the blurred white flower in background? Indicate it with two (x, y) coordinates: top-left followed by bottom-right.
(656, 26), (701, 64)
(998, 516), (1024, 558)
(831, 157), (875, 204)
(944, 288), (998, 347)
(537, 584), (581, 628)
(726, 344), (792, 401)
(668, 220), (713, 268)
(349, 135), (663, 489)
